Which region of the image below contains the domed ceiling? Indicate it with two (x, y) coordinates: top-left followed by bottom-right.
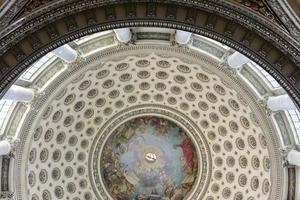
(101, 116), (198, 199)
(19, 45), (281, 200)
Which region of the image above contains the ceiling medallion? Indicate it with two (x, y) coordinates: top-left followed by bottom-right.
(89, 106), (211, 200)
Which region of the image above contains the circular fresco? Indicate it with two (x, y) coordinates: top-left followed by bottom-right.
(100, 116), (199, 200)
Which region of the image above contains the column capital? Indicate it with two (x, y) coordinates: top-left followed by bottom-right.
(0, 138), (19, 158)
(175, 30), (192, 45)
(2, 85), (34, 102)
(52, 44), (78, 63)
(114, 28), (132, 44)
(0, 191), (14, 200)
(267, 94), (297, 111)
(227, 51), (250, 69)
(280, 146), (293, 167)
(280, 147), (300, 167)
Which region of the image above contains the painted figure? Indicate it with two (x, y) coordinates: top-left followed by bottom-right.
(101, 117), (198, 200)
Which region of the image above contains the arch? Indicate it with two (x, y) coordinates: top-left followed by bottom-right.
(0, 0), (300, 106)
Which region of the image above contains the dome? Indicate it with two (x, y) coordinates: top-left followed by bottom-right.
(22, 44), (276, 200)
(0, 2), (300, 200)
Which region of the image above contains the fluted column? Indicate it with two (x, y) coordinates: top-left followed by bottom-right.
(52, 44), (78, 63)
(2, 85), (34, 102)
(227, 52), (250, 68)
(114, 28), (132, 43)
(175, 30), (192, 45)
(267, 94), (297, 111)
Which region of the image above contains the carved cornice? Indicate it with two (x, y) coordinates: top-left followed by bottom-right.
(232, 0), (287, 30)
(0, 0), (28, 29)
(0, 1), (299, 106)
(11, 0), (54, 22)
(267, 0), (300, 41)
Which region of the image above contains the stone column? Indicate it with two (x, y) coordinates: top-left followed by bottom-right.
(2, 85), (33, 102)
(114, 28), (132, 43)
(175, 30), (192, 45)
(52, 44), (78, 63)
(227, 52), (250, 68)
(267, 94), (297, 111)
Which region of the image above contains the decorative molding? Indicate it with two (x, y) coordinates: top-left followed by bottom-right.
(191, 37), (226, 60)
(0, 1), (298, 111)
(274, 112), (294, 146)
(240, 65), (268, 96)
(232, 0), (287, 29)
(13, 45), (284, 200)
(0, 0), (28, 30)
(1, 103), (28, 139)
(267, 0), (300, 41)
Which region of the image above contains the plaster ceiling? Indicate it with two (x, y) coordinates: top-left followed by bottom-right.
(21, 46), (279, 200)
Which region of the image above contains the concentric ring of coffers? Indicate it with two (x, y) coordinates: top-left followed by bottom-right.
(23, 46), (275, 200)
(91, 110), (209, 200)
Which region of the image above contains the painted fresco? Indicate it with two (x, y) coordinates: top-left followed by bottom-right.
(101, 116), (198, 200)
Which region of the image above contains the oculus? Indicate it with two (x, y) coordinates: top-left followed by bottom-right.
(100, 116), (199, 200)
